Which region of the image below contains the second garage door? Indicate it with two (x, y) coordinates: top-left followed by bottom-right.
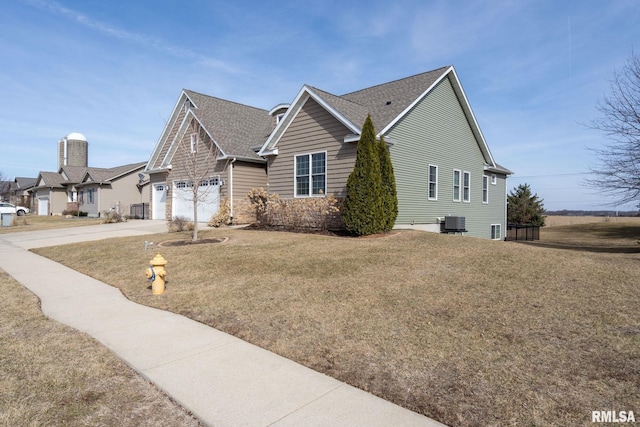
(172, 178), (220, 222)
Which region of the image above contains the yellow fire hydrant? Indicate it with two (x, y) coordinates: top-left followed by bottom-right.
(146, 253), (168, 295)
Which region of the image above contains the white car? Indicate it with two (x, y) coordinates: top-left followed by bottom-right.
(0, 202), (30, 216)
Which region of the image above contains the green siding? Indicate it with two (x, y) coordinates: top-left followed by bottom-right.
(387, 76), (507, 239)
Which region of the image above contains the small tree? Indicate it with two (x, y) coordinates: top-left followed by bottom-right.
(507, 183), (545, 226)
(378, 135), (398, 231)
(342, 115), (384, 235)
(174, 125), (221, 241)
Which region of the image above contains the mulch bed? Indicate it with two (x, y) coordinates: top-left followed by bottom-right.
(158, 237), (229, 247)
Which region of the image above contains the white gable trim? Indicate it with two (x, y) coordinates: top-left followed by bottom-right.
(161, 110), (228, 168)
(258, 85), (360, 157)
(145, 90), (198, 172)
(379, 66), (496, 168)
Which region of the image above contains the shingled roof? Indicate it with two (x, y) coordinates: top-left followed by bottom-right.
(82, 162), (146, 183)
(184, 90), (272, 159)
(341, 66), (450, 131)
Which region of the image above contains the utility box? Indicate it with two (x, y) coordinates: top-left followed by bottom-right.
(1, 213), (14, 227)
(443, 216), (465, 232)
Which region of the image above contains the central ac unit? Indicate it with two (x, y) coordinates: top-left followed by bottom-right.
(444, 216), (465, 231)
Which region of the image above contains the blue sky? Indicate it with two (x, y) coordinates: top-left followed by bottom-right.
(1, 0), (638, 211)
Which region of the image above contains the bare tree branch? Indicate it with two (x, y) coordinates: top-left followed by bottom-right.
(173, 120), (222, 241)
(586, 50), (640, 207)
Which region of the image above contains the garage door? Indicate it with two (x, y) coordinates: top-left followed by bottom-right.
(152, 183), (167, 220)
(172, 178), (220, 222)
(38, 197), (49, 216)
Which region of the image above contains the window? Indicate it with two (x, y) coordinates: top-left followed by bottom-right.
(199, 177), (220, 187)
(428, 165), (438, 200)
(453, 169), (461, 202)
(190, 133), (198, 153)
(482, 175), (489, 204)
(276, 113), (285, 124)
(491, 174), (497, 185)
(463, 171), (470, 202)
(87, 188), (94, 204)
(491, 224), (501, 240)
(295, 152), (326, 196)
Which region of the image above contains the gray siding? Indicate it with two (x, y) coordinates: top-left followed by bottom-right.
(267, 97), (357, 198)
(97, 170), (148, 214)
(386, 76), (507, 239)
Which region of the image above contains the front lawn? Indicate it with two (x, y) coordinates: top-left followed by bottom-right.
(33, 225), (640, 426)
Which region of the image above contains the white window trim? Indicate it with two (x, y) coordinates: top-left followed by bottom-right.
(491, 174), (497, 185)
(482, 175), (489, 204)
(453, 169), (461, 202)
(294, 151), (327, 197)
(463, 171), (471, 203)
(491, 224), (501, 240)
(428, 164), (438, 201)
(190, 133), (198, 153)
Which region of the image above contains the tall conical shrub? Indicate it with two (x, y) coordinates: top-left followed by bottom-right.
(379, 135), (398, 231)
(342, 115), (384, 235)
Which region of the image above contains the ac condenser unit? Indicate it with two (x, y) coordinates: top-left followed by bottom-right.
(444, 216), (465, 231)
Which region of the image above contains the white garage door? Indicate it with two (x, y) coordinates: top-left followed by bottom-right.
(38, 197), (49, 216)
(172, 178), (220, 222)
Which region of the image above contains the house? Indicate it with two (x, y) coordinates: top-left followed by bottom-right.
(31, 162), (149, 217)
(144, 90), (271, 223)
(74, 162), (149, 217)
(12, 177), (37, 209)
(259, 66), (511, 239)
(147, 66), (511, 239)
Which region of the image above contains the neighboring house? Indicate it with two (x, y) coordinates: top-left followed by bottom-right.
(31, 163), (149, 217)
(12, 177), (37, 210)
(145, 90), (271, 223)
(0, 181), (12, 202)
(147, 66), (511, 239)
(75, 162), (149, 217)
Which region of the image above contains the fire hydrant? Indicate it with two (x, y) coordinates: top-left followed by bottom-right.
(146, 253), (168, 295)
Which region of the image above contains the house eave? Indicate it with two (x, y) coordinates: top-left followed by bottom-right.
(218, 154), (267, 164)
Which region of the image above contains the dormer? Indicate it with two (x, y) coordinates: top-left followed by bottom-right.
(269, 103), (290, 129)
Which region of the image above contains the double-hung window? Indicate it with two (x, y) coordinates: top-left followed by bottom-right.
(453, 169), (461, 202)
(87, 188), (94, 204)
(463, 171), (470, 202)
(295, 152), (326, 196)
(482, 175), (489, 204)
(428, 165), (438, 200)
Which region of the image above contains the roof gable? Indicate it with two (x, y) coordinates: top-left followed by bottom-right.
(146, 90), (271, 172)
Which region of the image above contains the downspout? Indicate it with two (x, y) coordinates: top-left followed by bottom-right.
(229, 158), (237, 223)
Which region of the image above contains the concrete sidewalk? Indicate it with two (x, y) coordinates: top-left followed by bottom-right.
(0, 221), (444, 426)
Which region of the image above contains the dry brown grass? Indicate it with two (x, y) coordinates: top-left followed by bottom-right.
(0, 215), (103, 234)
(545, 214), (640, 227)
(32, 225), (640, 426)
(0, 270), (202, 427)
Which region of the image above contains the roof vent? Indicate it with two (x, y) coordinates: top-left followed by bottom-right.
(386, 101), (392, 105)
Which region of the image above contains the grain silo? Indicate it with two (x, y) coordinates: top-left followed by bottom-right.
(58, 132), (88, 169)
